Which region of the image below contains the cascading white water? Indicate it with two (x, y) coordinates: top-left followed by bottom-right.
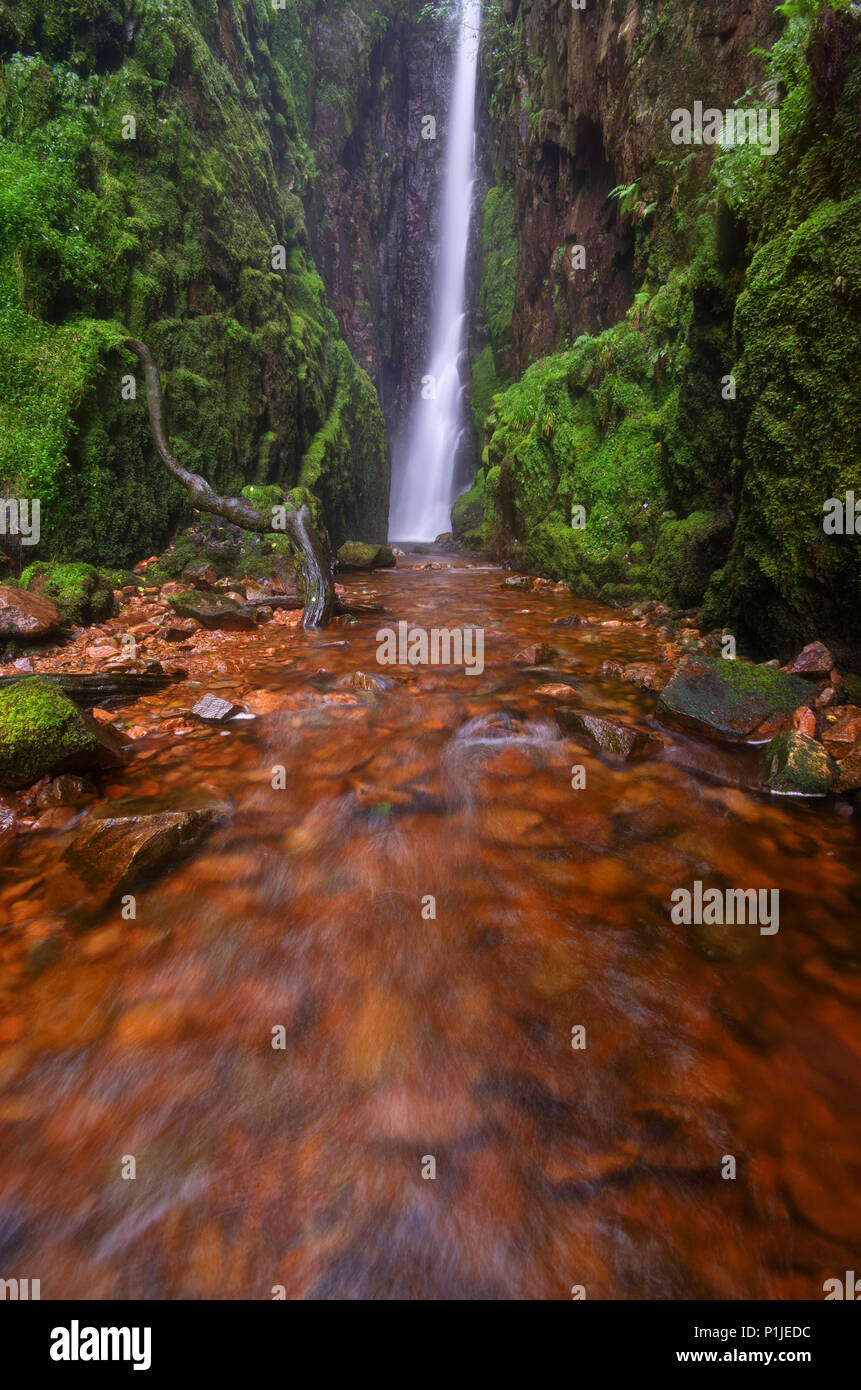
(388, 0), (482, 542)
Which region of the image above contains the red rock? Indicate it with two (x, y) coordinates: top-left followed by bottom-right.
(815, 687), (835, 708)
(783, 641), (834, 678)
(791, 706), (817, 738)
(0, 585), (61, 638)
(514, 643), (558, 665)
(836, 747), (861, 792)
(821, 706), (861, 759)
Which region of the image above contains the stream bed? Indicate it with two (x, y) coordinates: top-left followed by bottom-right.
(1, 556), (859, 1299)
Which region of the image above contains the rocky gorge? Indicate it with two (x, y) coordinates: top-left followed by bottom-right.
(0, 0), (859, 1307)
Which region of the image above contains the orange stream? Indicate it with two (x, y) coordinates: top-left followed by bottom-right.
(1, 558), (859, 1299)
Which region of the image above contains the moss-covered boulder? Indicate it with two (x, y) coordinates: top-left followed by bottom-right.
(656, 657), (811, 742)
(166, 592), (255, 631)
(337, 541), (396, 571)
(0, 678), (128, 788)
(20, 562), (115, 626)
(764, 732), (839, 797)
(555, 708), (663, 760)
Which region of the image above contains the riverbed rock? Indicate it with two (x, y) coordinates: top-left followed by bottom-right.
(601, 660), (669, 692)
(181, 561), (217, 590)
(656, 657), (811, 742)
(836, 746), (861, 793)
(337, 541), (396, 571)
(0, 805), (16, 853)
(19, 562), (115, 626)
(820, 706), (861, 760)
(781, 641), (835, 678)
(763, 732), (839, 796)
(0, 678), (129, 788)
(555, 708), (663, 759)
(192, 694), (243, 722)
(515, 643), (558, 666)
(0, 584), (61, 639)
(167, 592), (255, 631)
(53, 792), (230, 921)
(35, 774), (96, 808)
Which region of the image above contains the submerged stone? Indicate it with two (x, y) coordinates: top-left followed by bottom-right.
(53, 792), (230, 921)
(764, 731), (839, 796)
(554, 708), (663, 759)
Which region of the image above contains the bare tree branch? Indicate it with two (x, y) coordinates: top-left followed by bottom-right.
(124, 338), (334, 629)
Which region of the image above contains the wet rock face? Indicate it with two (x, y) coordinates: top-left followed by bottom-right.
(306, 10), (451, 449)
(486, 0), (779, 368)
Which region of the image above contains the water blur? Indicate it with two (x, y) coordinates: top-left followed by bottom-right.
(0, 556), (859, 1299)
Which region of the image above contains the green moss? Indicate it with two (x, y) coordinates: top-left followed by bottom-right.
(0, 676), (102, 786)
(764, 731), (839, 796)
(241, 484), (285, 511)
(0, 0), (390, 568)
(19, 560), (115, 624)
(649, 511), (732, 608)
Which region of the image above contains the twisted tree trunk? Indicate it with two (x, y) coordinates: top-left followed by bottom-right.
(124, 339), (335, 630)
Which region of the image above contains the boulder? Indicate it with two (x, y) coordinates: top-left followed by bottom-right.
(656, 657), (811, 742)
(782, 641), (835, 678)
(52, 792), (229, 920)
(181, 561), (217, 590)
(0, 678), (128, 788)
(0, 585), (61, 639)
(19, 562), (115, 626)
(764, 732), (839, 796)
(555, 708), (663, 759)
(336, 541), (396, 571)
(167, 592), (255, 631)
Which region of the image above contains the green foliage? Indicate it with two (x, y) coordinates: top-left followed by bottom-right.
(0, 0), (391, 567)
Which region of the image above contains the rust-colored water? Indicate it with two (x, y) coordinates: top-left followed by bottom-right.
(1, 558), (859, 1299)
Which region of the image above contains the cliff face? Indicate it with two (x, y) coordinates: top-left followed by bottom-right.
(487, 0), (780, 367)
(0, 0), (406, 564)
(305, 5), (451, 455)
(467, 0), (861, 662)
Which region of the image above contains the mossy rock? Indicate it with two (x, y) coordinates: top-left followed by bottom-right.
(19, 562), (116, 626)
(337, 541), (396, 571)
(0, 677), (127, 788)
(241, 484), (285, 512)
(657, 657), (811, 742)
(764, 732), (839, 797)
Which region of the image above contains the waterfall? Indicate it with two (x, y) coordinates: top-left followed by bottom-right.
(388, 0), (482, 543)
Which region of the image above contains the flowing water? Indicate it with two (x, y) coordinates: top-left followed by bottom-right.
(388, 0), (481, 542)
(1, 556), (859, 1299)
